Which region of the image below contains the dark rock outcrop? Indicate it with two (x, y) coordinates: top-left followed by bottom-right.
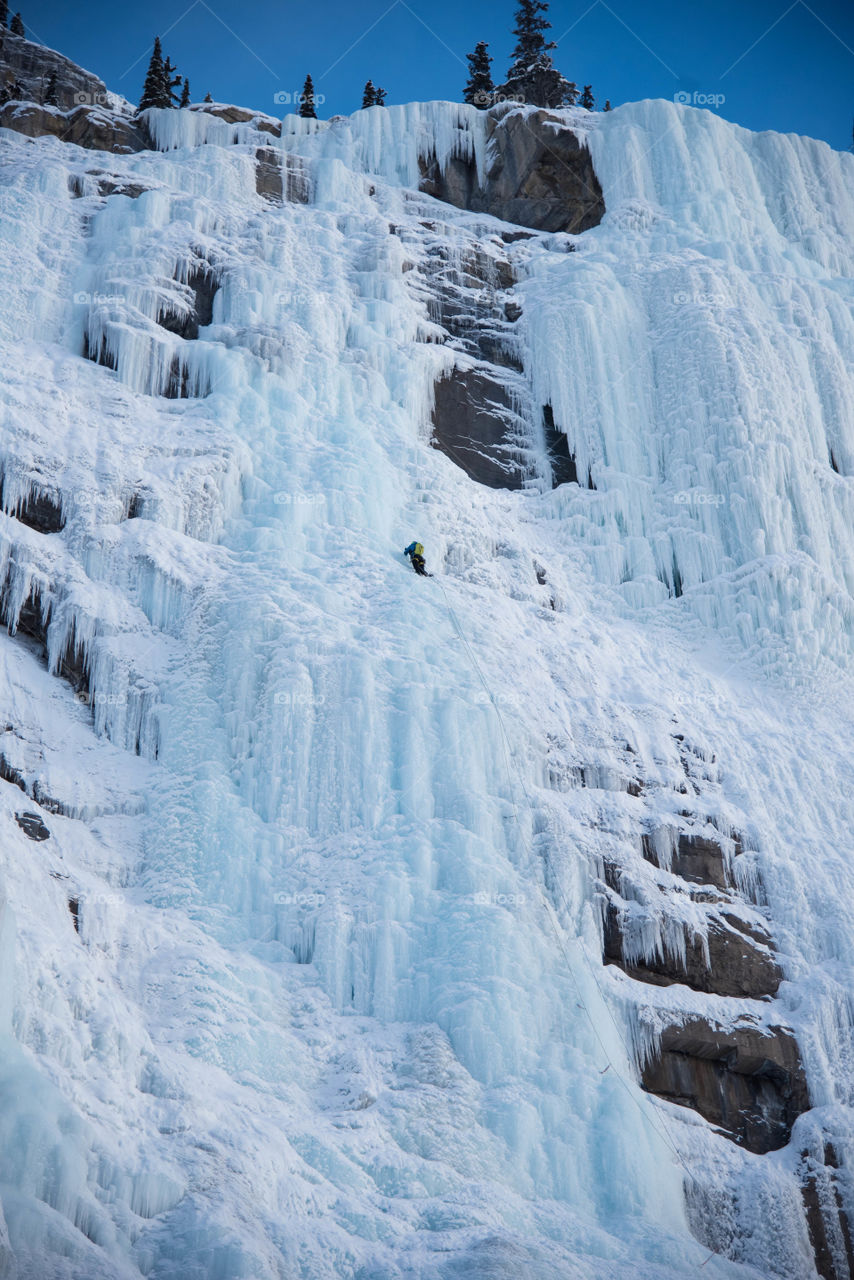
(642, 830), (734, 891)
(0, 29), (108, 112)
(15, 810), (50, 841)
(255, 148), (311, 204)
(0, 477), (64, 533)
(801, 1142), (854, 1280)
(542, 403), (594, 489)
(0, 101), (147, 154)
(1, 578), (90, 702)
(86, 172), (149, 199)
(1, 750), (65, 814)
(256, 147), (284, 201)
(157, 266), (218, 341)
(83, 329), (117, 371)
(420, 108), (605, 234)
(603, 902), (782, 998)
(641, 1018), (809, 1154)
(431, 367), (528, 489)
(193, 102), (280, 135)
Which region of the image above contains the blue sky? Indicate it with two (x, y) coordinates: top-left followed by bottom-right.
(19, 0), (854, 151)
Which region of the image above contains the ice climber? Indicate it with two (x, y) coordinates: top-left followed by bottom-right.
(404, 541), (432, 577)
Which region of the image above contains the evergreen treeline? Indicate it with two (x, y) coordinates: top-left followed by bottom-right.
(361, 80), (387, 108)
(465, 1), (611, 112)
(127, 3), (620, 122)
(138, 37), (189, 112)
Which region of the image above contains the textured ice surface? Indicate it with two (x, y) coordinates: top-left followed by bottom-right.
(0, 98), (851, 1278)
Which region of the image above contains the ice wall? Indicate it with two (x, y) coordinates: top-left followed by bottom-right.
(524, 103), (854, 676)
(0, 95), (851, 1280)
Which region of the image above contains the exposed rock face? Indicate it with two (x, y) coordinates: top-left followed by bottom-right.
(70, 171), (149, 199)
(641, 1018), (808, 1154)
(0, 101), (146, 153)
(431, 367), (527, 489)
(603, 901), (782, 998)
(420, 108), (605, 234)
(255, 148), (311, 204)
(583, 725), (834, 1266)
(157, 266), (219, 342)
(15, 811), (50, 842)
(194, 102), (281, 135)
(410, 218), (544, 490)
(605, 819), (804, 1153)
(801, 1142), (854, 1280)
(660, 832), (735, 890)
(0, 29), (109, 112)
(542, 403), (593, 488)
(1, 748), (65, 815)
(0, 477), (64, 533)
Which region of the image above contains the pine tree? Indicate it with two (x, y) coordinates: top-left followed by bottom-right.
(10, 10), (24, 36)
(299, 74), (317, 119)
(1, 77), (25, 103)
(361, 79), (376, 109)
(0, 2), (8, 28)
(579, 84), (594, 110)
(164, 57), (182, 106)
(463, 41), (494, 108)
(374, 86), (387, 106)
(204, 91), (213, 103)
(179, 78), (190, 108)
(498, 0), (577, 109)
(139, 37), (167, 111)
(603, 99), (612, 112)
(43, 70), (59, 107)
